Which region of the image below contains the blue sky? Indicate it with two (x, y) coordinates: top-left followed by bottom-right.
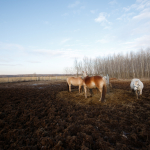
(0, 0), (150, 75)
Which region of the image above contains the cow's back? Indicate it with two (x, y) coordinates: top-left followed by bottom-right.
(130, 78), (143, 89)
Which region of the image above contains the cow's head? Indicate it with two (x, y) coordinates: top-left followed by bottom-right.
(82, 71), (88, 78)
(133, 81), (140, 91)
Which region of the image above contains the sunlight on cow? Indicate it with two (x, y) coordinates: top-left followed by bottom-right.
(130, 78), (144, 99)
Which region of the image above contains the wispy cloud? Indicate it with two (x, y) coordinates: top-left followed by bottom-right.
(117, 0), (150, 23)
(90, 9), (98, 14)
(123, 4), (136, 12)
(68, 1), (80, 8)
(116, 12), (135, 21)
(96, 39), (109, 44)
(34, 49), (64, 57)
(95, 13), (111, 29)
(33, 48), (83, 59)
(62, 49), (84, 59)
(133, 8), (150, 20)
(0, 42), (24, 51)
(109, 0), (117, 5)
(123, 35), (150, 50)
(123, 0), (150, 12)
(95, 13), (111, 24)
(132, 35), (150, 49)
(95, 13), (107, 23)
(60, 38), (71, 44)
(0, 57), (13, 63)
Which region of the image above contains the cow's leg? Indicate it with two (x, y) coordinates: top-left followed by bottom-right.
(138, 90), (140, 97)
(97, 88), (99, 94)
(89, 89), (93, 97)
(82, 86), (84, 93)
(135, 90), (138, 99)
(69, 84), (71, 92)
(79, 85), (81, 93)
(84, 85), (87, 98)
(98, 88), (102, 101)
(80, 85), (83, 93)
(140, 89), (142, 95)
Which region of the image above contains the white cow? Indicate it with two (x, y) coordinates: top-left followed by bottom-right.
(103, 76), (107, 81)
(103, 75), (112, 91)
(130, 78), (144, 99)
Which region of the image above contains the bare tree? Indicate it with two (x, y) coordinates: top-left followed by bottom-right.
(67, 49), (150, 79)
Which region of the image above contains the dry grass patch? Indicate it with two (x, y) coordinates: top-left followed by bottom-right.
(57, 87), (142, 107)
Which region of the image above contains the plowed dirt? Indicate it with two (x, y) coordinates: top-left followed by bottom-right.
(0, 79), (150, 150)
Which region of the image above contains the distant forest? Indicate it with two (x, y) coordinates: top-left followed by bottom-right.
(65, 49), (150, 79)
(0, 74), (71, 78)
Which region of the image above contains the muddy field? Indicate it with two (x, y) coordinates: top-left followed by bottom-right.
(0, 79), (150, 150)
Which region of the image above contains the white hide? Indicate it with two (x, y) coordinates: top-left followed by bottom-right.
(103, 76), (107, 81)
(130, 78), (144, 96)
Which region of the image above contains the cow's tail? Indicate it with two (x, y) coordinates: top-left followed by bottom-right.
(102, 81), (107, 102)
(66, 78), (69, 92)
(67, 83), (69, 92)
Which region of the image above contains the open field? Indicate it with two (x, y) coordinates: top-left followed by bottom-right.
(0, 79), (150, 149)
(0, 76), (69, 83)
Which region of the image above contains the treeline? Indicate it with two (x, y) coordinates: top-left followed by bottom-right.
(65, 49), (150, 79)
(0, 74), (71, 78)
